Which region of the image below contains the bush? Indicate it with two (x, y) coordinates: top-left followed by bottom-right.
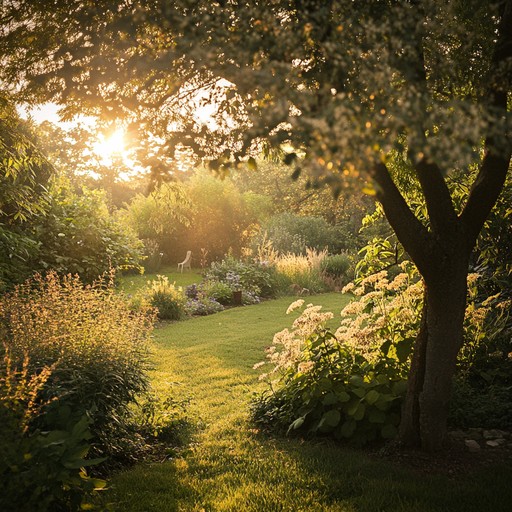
(321, 253), (351, 279)
(201, 280), (234, 305)
(147, 276), (187, 320)
(251, 301), (407, 445)
(252, 263), (511, 443)
(184, 297), (225, 316)
(31, 180), (144, 283)
(0, 351), (106, 512)
(205, 255), (279, 298)
(449, 380), (512, 430)
(0, 272), (155, 509)
(255, 212), (342, 255)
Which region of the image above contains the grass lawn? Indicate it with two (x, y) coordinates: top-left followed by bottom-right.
(106, 293), (512, 511)
(118, 266), (204, 294)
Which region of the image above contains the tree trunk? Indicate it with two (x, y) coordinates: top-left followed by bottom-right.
(399, 257), (469, 451)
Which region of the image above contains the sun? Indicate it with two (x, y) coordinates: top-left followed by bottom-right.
(92, 128), (126, 163)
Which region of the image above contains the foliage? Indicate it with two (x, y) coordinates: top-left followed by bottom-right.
(122, 182), (190, 261)
(320, 253), (353, 286)
(0, 350), (107, 512)
(108, 292), (512, 512)
(198, 280), (233, 306)
(273, 249), (329, 295)
(252, 212), (345, 255)
(253, 265), (512, 442)
(0, 271), (156, 470)
(449, 381), (512, 430)
(184, 296), (225, 316)
(30, 178), (144, 282)
(124, 171), (258, 264)
(251, 301), (407, 445)
(146, 275), (187, 320)
(0, 96), (52, 224)
(205, 255), (279, 298)
(0, 225), (40, 292)
(2, 0), (511, 450)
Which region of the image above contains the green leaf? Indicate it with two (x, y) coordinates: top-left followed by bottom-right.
(349, 375), (365, 387)
(365, 389), (380, 405)
(318, 377), (332, 392)
(353, 403), (366, 421)
(322, 392), (339, 406)
(288, 416), (305, 432)
(396, 338), (413, 363)
(336, 390), (351, 402)
(320, 409), (341, 428)
(391, 380), (408, 396)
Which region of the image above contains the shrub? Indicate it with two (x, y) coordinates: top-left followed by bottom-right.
(147, 275), (187, 320)
(32, 180), (144, 283)
(321, 253), (352, 279)
(255, 212), (341, 254)
(201, 280), (234, 305)
(251, 301), (407, 445)
(184, 297), (225, 316)
(252, 263), (510, 443)
(0, 272), (155, 466)
(0, 350), (107, 512)
(205, 255), (279, 298)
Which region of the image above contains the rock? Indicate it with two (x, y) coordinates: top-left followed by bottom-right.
(486, 440), (502, 448)
(465, 439), (481, 452)
(483, 429), (506, 440)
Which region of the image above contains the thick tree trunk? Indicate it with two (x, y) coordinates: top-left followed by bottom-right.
(399, 256), (469, 451)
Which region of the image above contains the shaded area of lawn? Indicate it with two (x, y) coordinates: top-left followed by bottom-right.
(107, 294), (512, 512)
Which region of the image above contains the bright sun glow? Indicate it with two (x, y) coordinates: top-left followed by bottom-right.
(92, 128), (126, 163)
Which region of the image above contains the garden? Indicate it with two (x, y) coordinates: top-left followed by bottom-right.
(1, 2), (512, 511)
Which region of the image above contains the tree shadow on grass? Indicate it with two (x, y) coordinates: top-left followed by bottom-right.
(247, 430), (512, 512)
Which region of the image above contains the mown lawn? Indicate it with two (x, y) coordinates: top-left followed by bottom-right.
(118, 266), (204, 295)
(106, 293), (512, 512)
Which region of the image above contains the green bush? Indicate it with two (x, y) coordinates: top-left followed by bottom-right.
(147, 275), (187, 320)
(0, 272), (156, 472)
(0, 352), (106, 512)
(254, 212), (343, 255)
(201, 280), (234, 305)
(205, 255), (279, 298)
(321, 253), (351, 279)
(184, 296), (225, 316)
(449, 379), (512, 430)
(251, 302), (406, 445)
(32, 180), (144, 282)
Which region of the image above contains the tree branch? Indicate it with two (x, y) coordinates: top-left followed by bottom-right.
(371, 162), (434, 278)
(414, 157), (459, 237)
(460, 0), (512, 246)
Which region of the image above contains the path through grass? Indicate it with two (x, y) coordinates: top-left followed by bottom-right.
(108, 294), (512, 511)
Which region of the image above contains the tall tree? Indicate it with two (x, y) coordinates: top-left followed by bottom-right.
(1, 0), (510, 451)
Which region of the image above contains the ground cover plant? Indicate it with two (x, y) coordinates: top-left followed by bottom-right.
(103, 293), (512, 512)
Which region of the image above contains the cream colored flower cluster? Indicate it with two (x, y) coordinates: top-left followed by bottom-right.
(254, 300), (334, 382)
